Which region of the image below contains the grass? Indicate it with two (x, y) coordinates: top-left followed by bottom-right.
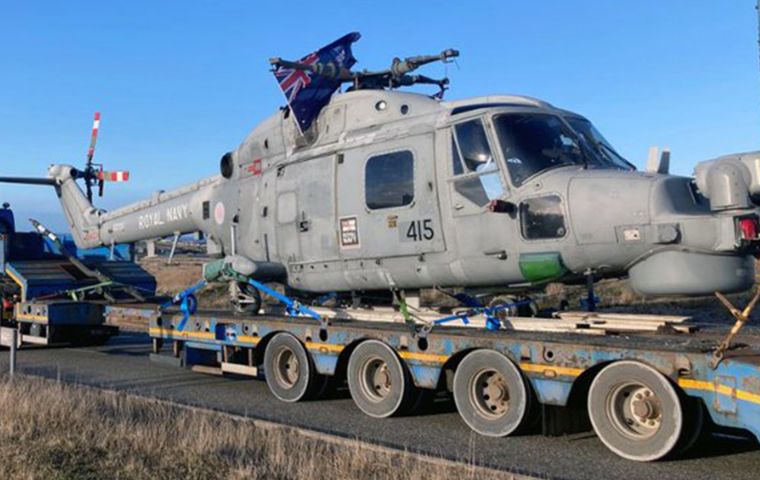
(0, 375), (516, 480)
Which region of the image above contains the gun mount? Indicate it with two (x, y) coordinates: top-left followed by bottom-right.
(269, 48), (459, 96)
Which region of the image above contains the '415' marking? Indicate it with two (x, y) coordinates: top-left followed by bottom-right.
(402, 219), (435, 242)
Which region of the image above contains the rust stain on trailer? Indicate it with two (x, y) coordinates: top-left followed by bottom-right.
(520, 362), (583, 378)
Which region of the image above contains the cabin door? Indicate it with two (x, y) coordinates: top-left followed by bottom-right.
(336, 134), (445, 261)
(274, 155), (339, 265)
(444, 118), (519, 284)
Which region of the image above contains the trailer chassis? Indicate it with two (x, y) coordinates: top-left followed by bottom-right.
(136, 301), (760, 462)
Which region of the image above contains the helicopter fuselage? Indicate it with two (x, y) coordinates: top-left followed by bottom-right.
(48, 89), (759, 296)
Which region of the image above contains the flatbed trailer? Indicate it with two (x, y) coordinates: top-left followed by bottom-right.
(13, 300), (116, 346)
(0, 203), (153, 347)
(109, 303), (760, 462)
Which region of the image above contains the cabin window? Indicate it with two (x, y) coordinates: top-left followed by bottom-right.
(451, 120), (505, 206)
(520, 195), (567, 240)
(365, 150), (415, 210)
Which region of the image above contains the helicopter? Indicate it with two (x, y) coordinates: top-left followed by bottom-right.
(2, 32), (760, 316)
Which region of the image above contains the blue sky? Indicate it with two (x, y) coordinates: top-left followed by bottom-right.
(0, 1), (758, 230)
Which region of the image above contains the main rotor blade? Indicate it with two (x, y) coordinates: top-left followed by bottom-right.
(86, 111), (101, 165)
(0, 176), (56, 186)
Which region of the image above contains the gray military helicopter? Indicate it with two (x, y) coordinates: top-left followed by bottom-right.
(2, 33), (760, 316)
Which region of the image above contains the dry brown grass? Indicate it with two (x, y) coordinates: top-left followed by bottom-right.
(0, 375), (516, 480)
(139, 256), (229, 309)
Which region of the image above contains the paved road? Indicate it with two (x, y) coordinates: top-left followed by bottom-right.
(1, 333), (758, 480)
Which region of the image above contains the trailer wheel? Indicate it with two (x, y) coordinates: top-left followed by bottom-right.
(347, 340), (415, 418)
(264, 333), (319, 402)
(453, 349), (530, 436)
(674, 396), (705, 456)
(588, 361), (683, 461)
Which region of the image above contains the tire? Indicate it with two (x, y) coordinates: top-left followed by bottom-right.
(347, 340), (416, 418)
(263, 333), (320, 402)
(588, 361), (683, 461)
(674, 396), (705, 456)
(453, 349), (531, 436)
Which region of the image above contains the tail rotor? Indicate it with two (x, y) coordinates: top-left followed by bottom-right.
(79, 112), (129, 202)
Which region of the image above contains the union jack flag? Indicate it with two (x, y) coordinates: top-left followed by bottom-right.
(273, 32), (360, 133)
(275, 52), (319, 103)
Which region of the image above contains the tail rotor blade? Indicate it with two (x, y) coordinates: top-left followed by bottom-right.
(98, 170), (130, 182)
(86, 112), (101, 166)
(98, 178), (104, 197)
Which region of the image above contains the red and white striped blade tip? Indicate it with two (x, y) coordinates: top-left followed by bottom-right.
(97, 171), (130, 182)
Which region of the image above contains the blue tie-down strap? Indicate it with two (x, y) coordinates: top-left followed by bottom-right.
(247, 279), (324, 324)
(580, 294), (601, 311)
(161, 280), (207, 331)
(434, 300), (533, 331)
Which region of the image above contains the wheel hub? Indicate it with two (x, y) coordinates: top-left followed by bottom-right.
(274, 348), (300, 388)
(362, 357), (392, 402)
(608, 384), (662, 438)
(471, 369), (510, 418)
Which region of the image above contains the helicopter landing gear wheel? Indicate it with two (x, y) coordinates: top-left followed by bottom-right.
(488, 296), (538, 324)
(588, 361), (684, 461)
(347, 340), (418, 418)
(230, 281), (261, 315)
(453, 349), (531, 436)
(263, 333), (324, 402)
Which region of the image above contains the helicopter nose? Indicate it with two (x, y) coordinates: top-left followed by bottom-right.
(628, 250), (754, 295)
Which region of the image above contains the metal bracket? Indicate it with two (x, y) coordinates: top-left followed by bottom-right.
(167, 231), (180, 265)
(711, 286), (760, 369)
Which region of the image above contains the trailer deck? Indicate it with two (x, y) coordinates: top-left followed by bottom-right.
(107, 303), (760, 461)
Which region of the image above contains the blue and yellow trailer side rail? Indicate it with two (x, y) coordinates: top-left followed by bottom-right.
(139, 307), (760, 461)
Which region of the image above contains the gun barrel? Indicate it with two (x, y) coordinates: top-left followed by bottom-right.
(391, 49), (459, 76)
(270, 57), (353, 81)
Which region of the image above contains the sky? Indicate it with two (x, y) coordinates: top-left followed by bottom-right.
(0, 1), (758, 230)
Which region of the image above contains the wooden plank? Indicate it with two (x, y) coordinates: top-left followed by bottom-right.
(221, 362), (258, 377)
(557, 311), (692, 324)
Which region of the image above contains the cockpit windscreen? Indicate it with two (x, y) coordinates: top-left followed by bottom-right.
(565, 117), (635, 172)
(493, 113), (586, 187)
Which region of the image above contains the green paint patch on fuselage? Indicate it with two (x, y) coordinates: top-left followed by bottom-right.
(519, 252), (567, 282)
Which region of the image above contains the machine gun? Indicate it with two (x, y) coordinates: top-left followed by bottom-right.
(269, 48), (459, 97)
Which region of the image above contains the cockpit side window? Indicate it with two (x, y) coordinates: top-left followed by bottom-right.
(450, 120), (505, 206)
(520, 195), (567, 240)
(455, 119), (493, 172)
(451, 136), (464, 175)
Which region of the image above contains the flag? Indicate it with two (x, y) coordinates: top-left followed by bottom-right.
(273, 32), (361, 133)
